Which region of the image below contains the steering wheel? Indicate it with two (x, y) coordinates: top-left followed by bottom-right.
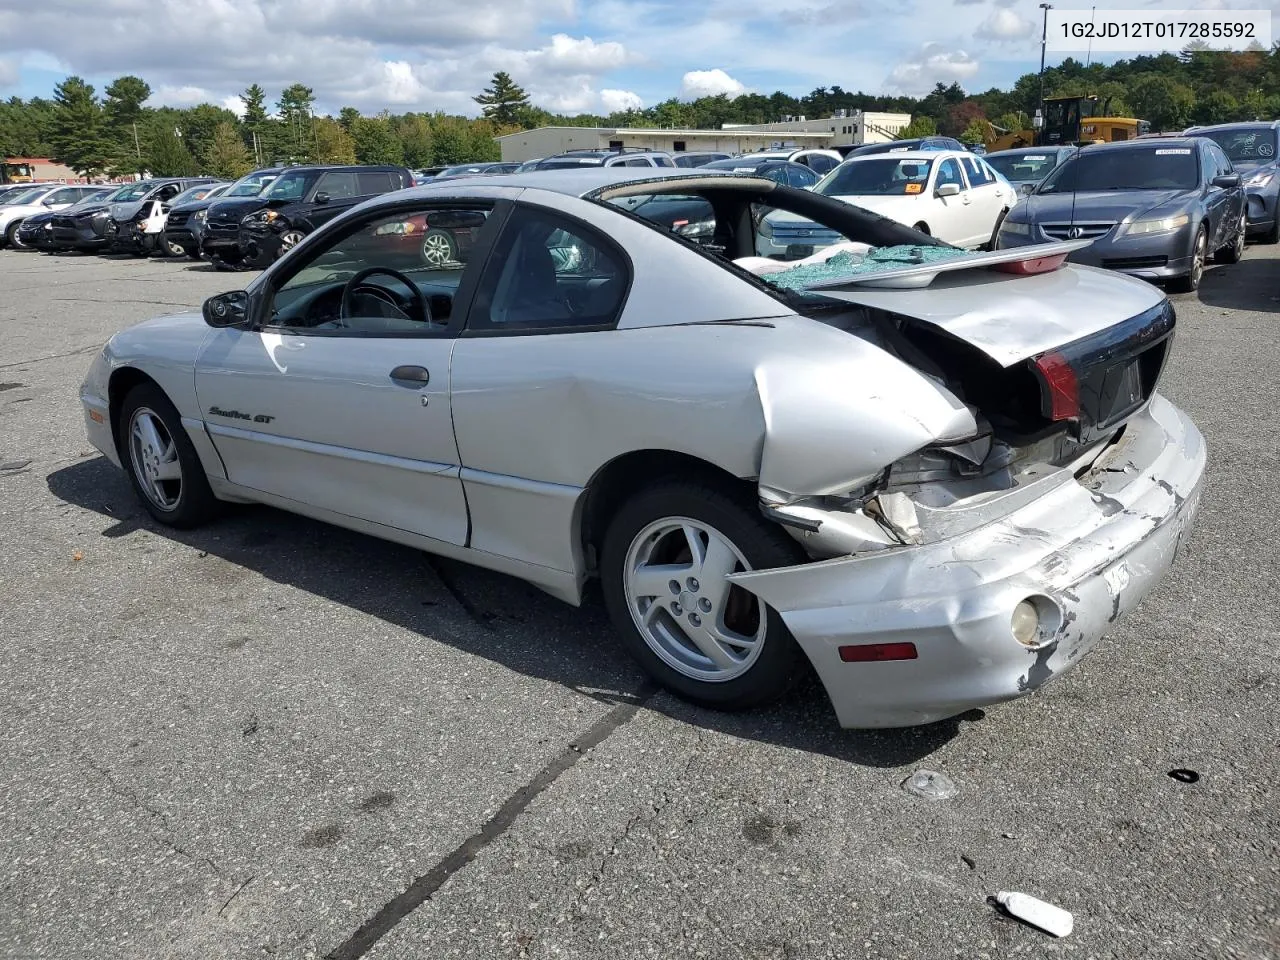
(339, 266), (432, 325)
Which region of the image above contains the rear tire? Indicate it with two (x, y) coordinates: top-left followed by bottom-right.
(118, 383), (219, 529)
(600, 479), (808, 711)
(1214, 212), (1246, 264)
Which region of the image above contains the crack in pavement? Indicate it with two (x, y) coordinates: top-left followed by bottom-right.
(51, 297), (196, 308)
(0, 344), (99, 370)
(80, 753), (223, 877)
(324, 683), (658, 960)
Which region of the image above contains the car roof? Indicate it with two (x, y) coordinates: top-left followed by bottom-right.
(381, 168), (759, 203)
(1185, 121), (1279, 134)
(845, 149), (962, 162)
(1085, 137), (1203, 152)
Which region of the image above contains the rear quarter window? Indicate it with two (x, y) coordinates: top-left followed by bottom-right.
(357, 171), (398, 195)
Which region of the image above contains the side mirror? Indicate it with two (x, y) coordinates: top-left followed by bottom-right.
(936, 182), (961, 197)
(1212, 174), (1241, 189)
(1020, 183), (1036, 196)
(203, 290), (249, 328)
(314, 192), (331, 204)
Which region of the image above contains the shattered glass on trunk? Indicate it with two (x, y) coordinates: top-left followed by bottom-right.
(763, 245), (974, 291)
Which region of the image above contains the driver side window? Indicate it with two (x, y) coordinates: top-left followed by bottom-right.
(265, 205), (494, 336)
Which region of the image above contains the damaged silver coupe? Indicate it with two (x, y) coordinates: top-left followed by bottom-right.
(79, 169), (1205, 728)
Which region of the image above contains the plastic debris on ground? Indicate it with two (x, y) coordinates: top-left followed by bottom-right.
(901, 769), (957, 800)
(994, 891), (1075, 937)
(736, 242), (975, 291)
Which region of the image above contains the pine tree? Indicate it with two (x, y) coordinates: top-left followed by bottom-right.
(145, 121), (197, 176)
(473, 72), (530, 127)
(48, 77), (111, 177)
(103, 75), (151, 174)
(203, 121), (253, 178)
(277, 83), (316, 161)
(240, 83), (269, 164)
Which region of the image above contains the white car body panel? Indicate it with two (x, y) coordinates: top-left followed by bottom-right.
(79, 169), (1206, 728)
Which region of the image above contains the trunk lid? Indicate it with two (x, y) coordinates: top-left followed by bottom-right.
(802, 252), (1174, 443)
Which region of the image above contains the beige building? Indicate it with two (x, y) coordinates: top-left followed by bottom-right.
(495, 111), (913, 163)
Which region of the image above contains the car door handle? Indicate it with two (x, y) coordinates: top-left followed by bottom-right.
(389, 365), (430, 385)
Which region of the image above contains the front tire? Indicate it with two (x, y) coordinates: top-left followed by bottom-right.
(118, 383), (219, 529)
(4, 220), (24, 249)
(421, 229), (457, 266)
(986, 209), (1008, 251)
(913, 221), (931, 236)
(1169, 226), (1207, 293)
(600, 480), (807, 711)
(162, 233), (186, 258)
(1214, 212), (1246, 264)
(277, 230), (304, 259)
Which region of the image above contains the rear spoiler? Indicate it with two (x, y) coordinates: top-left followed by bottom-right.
(804, 239), (1094, 291)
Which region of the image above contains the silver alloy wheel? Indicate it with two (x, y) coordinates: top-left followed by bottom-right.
(421, 230), (455, 266)
(1190, 229), (1206, 287)
(165, 235), (185, 257)
(623, 516), (766, 682)
(128, 407), (183, 511)
(279, 230), (304, 253)
(9, 223), (28, 249)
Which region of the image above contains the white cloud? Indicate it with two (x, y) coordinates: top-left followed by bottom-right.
(380, 60), (427, 104)
(0, 57), (17, 90)
(222, 95), (246, 117)
(975, 8), (1032, 41)
(886, 43), (980, 94)
(147, 84), (219, 107)
(600, 88), (643, 112)
(680, 68), (745, 99)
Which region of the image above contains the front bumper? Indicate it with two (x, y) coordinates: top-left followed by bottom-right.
(238, 224), (281, 266)
(998, 226), (1193, 280)
(1244, 186), (1277, 235)
(51, 217), (111, 250)
(730, 394), (1205, 728)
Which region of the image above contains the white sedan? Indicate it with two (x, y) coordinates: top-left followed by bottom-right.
(758, 149), (1016, 255)
(0, 182), (104, 249)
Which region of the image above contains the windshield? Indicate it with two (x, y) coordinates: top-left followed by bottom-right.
(986, 151), (1063, 182)
(171, 185), (217, 206)
(1039, 147), (1200, 193)
(0, 187), (41, 205)
(816, 157), (934, 196)
(261, 171), (312, 201)
(1199, 128), (1277, 164)
(113, 182), (155, 202)
(227, 172), (278, 197)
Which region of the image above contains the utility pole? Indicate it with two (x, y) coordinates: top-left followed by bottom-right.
(1039, 3), (1053, 111)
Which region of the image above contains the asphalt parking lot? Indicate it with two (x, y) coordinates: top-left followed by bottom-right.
(1, 247), (1277, 960)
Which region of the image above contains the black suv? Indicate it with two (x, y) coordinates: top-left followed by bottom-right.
(202, 164), (413, 266)
(165, 167), (283, 259)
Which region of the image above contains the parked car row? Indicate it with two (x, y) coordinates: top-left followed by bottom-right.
(2, 164), (417, 268)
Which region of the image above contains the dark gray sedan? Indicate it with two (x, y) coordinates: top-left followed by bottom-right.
(996, 137), (1245, 292)
(1185, 121), (1280, 243)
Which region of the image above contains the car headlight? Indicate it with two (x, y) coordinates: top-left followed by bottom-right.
(1000, 219), (1031, 236)
(757, 217), (775, 239)
(244, 209), (281, 226)
(675, 217), (714, 239)
(374, 221), (417, 236)
(1124, 213), (1190, 236)
(193, 209), (207, 223)
(91, 210), (109, 220)
(1245, 170), (1274, 188)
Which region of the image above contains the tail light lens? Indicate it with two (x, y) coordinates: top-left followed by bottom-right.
(1034, 351), (1080, 421)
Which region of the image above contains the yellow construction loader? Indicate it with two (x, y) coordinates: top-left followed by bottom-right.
(986, 95), (1150, 152)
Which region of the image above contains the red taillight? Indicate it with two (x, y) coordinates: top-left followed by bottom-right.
(991, 253), (1068, 275)
(1034, 351), (1079, 421)
(838, 642), (919, 663)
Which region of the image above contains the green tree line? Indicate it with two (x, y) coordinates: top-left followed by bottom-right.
(4, 44), (1280, 178)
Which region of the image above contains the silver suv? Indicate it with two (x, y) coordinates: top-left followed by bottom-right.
(531, 149), (677, 170)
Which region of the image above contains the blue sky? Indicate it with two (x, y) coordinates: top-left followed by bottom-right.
(0, 0), (1272, 117)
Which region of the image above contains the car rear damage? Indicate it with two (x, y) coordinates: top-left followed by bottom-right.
(730, 247), (1206, 727)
